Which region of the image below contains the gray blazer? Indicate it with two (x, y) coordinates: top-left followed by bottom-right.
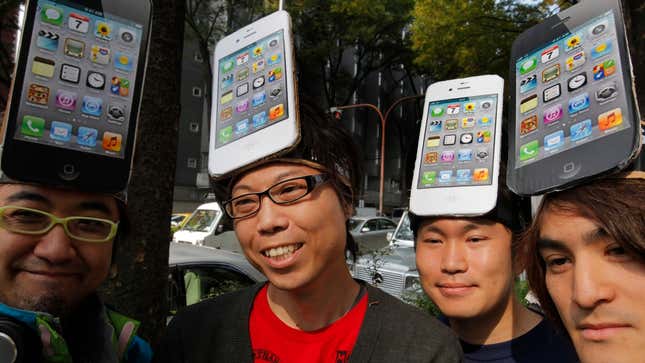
(154, 282), (463, 362)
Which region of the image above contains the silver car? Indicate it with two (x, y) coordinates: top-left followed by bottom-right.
(168, 242), (265, 316)
(348, 216), (398, 254)
(348, 211), (423, 302)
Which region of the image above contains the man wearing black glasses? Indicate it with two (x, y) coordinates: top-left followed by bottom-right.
(0, 181), (152, 362)
(155, 102), (462, 363)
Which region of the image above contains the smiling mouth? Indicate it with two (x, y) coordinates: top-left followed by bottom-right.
(261, 243), (304, 259)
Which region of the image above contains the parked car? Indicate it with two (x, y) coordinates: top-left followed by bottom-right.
(172, 202), (241, 252)
(348, 216), (397, 254)
(168, 242), (265, 318)
(348, 211), (422, 302)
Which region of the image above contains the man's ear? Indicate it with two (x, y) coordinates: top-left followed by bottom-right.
(342, 200), (354, 220)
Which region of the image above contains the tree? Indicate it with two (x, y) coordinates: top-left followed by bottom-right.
(99, 0), (185, 346)
(0, 0), (22, 111)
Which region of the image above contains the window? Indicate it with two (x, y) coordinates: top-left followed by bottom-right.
(181, 266), (254, 306)
(192, 87), (202, 97)
(187, 158), (197, 169)
(378, 219), (397, 230)
(363, 220), (379, 232)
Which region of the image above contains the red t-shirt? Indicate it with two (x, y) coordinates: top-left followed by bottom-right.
(250, 284), (368, 363)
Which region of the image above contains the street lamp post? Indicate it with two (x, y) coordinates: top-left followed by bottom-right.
(332, 94), (424, 215)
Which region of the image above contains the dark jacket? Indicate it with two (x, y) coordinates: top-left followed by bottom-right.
(155, 282), (462, 362)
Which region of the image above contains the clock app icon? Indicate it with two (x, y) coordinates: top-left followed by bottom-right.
(87, 71), (106, 90)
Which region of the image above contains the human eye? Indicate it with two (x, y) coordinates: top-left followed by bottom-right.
(467, 235), (488, 243)
(231, 195), (258, 214)
(605, 243), (631, 261)
(542, 254), (572, 273)
(3, 208), (48, 226)
(272, 180), (307, 201)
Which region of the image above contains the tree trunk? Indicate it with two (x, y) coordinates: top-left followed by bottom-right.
(99, 0), (184, 347)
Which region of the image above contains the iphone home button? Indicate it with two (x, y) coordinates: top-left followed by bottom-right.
(59, 164), (80, 181)
(558, 161), (580, 180)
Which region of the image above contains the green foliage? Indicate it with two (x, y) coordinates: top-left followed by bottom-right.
(410, 0), (554, 82)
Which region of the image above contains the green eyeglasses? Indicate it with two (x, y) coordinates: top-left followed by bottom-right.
(0, 206), (119, 243)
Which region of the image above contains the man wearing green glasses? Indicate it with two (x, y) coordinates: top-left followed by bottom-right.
(155, 102), (461, 362)
(0, 182), (152, 363)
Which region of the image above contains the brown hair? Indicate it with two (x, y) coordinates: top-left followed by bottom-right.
(523, 176), (645, 331)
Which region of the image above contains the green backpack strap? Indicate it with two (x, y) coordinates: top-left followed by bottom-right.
(106, 309), (141, 360)
(34, 315), (72, 363)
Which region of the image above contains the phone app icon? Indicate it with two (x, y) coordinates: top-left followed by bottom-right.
(220, 90), (233, 104)
(235, 99), (249, 113)
(111, 76), (130, 97)
(102, 132), (122, 152)
(95, 21), (113, 41)
(77, 127), (98, 147)
(441, 151), (455, 162)
(542, 104), (563, 125)
(270, 85), (282, 99)
(445, 119), (458, 130)
(233, 83), (248, 97)
(68, 13), (90, 33)
(519, 75), (537, 94)
(267, 53), (281, 66)
(542, 64), (560, 83)
(107, 103), (126, 123)
(430, 106), (444, 117)
(236, 68), (249, 81)
(37, 30), (59, 51)
(252, 91), (266, 107)
(457, 149), (472, 162)
(50, 121), (72, 142)
(87, 71), (106, 89)
(424, 152), (438, 164)
(421, 171), (436, 185)
(119, 28), (136, 46)
(221, 73), (234, 89)
(565, 51), (586, 72)
(221, 59), (234, 73)
(439, 170), (453, 183)
(27, 84), (49, 105)
(252, 44), (264, 58)
(253, 76), (265, 89)
(519, 56), (537, 75)
(591, 40), (612, 59)
(565, 34), (582, 52)
(461, 117), (475, 129)
(428, 120), (442, 133)
(446, 104), (460, 115)
(519, 94), (538, 114)
(220, 106), (233, 121)
(473, 168), (489, 182)
(541, 45), (559, 63)
(595, 82), (617, 103)
(476, 149), (489, 161)
(426, 136), (440, 148)
(81, 96), (103, 116)
(41, 5), (63, 26)
(237, 53), (249, 66)
(598, 108), (622, 131)
(268, 67), (283, 82)
(218, 126), (233, 144)
(568, 93), (590, 114)
(592, 59), (615, 81)
(456, 169), (471, 183)
(543, 83), (561, 103)
(464, 102), (476, 113)
(478, 117), (491, 127)
(114, 52), (134, 71)
(252, 111), (268, 128)
(460, 133), (473, 144)
(234, 119), (250, 136)
(443, 134), (456, 146)
(55, 89), (77, 110)
(544, 130), (565, 151)
(519, 140), (539, 161)
(520, 115), (538, 136)
(64, 38), (85, 58)
(32, 57), (55, 78)
(476, 130), (491, 143)
(570, 119), (592, 141)
(252, 59), (265, 73)
(269, 104), (285, 120)
(567, 72), (587, 92)
(21, 116), (45, 137)
(91, 45), (110, 64)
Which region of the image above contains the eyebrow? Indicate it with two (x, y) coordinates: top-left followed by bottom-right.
(232, 170), (306, 194)
(421, 221), (491, 236)
(5, 191), (114, 217)
(537, 227), (608, 252)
